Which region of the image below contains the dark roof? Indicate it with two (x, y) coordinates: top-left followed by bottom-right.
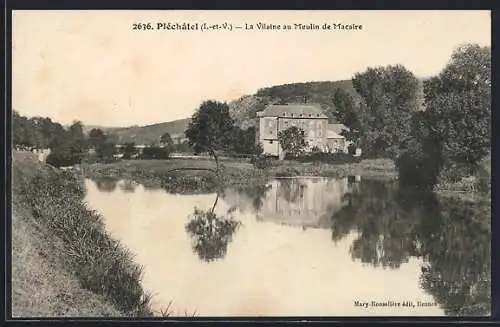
(259, 103), (328, 119)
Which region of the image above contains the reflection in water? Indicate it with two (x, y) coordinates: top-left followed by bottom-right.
(119, 179), (137, 193)
(185, 206), (241, 262)
(84, 176), (490, 316)
(94, 176), (119, 192)
(278, 179), (307, 203)
(329, 179), (491, 316)
(417, 196), (491, 316)
(225, 178), (350, 229)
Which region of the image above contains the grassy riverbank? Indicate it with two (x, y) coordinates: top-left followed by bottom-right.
(81, 156), (490, 204)
(12, 152), (153, 317)
(81, 157), (397, 193)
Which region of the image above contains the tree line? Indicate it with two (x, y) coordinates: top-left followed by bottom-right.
(12, 113), (171, 165)
(13, 106), (262, 167)
(331, 43), (490, 190)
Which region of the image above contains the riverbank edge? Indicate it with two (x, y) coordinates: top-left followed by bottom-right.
(80, 158), (398, 192)
(80, 158), (489, 200)
(11, 152), (154, 317)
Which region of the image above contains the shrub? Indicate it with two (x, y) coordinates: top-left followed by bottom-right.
(46, 150), (82, 167)
(140, 146), (170, 160)
(311, 146), (322, 153)
(251, 154), (272, 170)
(347, 144), (357, 155)
(275, 167), (300, 177)
(438, 163), (473, 184)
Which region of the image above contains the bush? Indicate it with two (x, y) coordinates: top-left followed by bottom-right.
(275, 167), (300, 177)
(438, 163), (473, 184)
(311, 146), (322, 153)
(140, 146), (170, 160)
(251, 154), (273, 170)
(46, 150), (82, 167)
(347, 144), (357, 155)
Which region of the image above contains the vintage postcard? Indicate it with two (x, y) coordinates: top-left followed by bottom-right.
(11, 10), (491, 317)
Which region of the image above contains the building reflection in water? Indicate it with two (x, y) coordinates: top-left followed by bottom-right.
(224, 177), (360, 229)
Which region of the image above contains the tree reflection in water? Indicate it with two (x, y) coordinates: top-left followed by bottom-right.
(94, 176), (119, 192)
(331, 179), (491, 316)
(233, 182), (273, 213)
(277, 179), (307, 203)
(185, 193), (242, 262)
(119, 179), (137, 193)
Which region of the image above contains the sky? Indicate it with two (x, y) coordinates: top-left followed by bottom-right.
(12, 10), (491, 127)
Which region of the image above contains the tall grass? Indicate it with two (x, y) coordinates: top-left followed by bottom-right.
(13, 159), (154, 316)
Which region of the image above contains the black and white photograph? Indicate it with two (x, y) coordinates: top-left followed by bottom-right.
(11, 10), (491, 317)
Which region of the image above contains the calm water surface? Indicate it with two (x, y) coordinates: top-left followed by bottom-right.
(84, 176), (490, 317)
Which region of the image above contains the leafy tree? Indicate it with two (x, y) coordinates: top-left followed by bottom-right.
(68, 121), (85, 143)
(122, 142), (137, 159)
(231, 126), (258, 155)
(185, 100), (235, 168)
(12, 111), (35, 147)
(160, 132), (174, 150)
(278, 126), (307, 158)
(88, 128), (107, 149)
(397, 44), (491, 188)
(96, 141), (117, 162)
(12, 111), (66, 149)
(423, 44), (491, 179)
(352, 65), (420, 159)
(46, 121), (87, 166)
(46, 140), (84, 167)
(67, 121), (87, 153)
(332, 88), (361, 145)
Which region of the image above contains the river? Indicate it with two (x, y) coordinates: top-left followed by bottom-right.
(83, 176), (491, 317)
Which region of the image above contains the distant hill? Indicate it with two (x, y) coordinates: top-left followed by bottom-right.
(228, 79), (361, 129)
(101, 118), (191, 145)
(90, 79), (422, 145)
